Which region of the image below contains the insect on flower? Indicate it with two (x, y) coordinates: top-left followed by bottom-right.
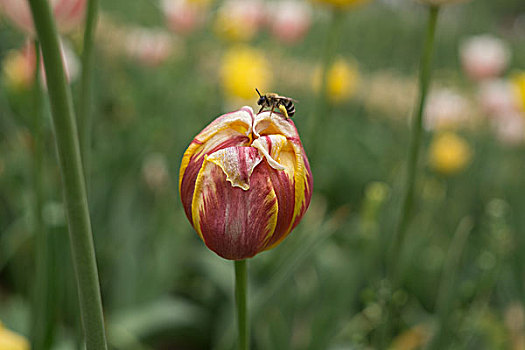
(255, 88), (297, 119)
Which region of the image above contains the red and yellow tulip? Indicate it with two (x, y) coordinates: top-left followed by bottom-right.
(179, 107), (313, 260)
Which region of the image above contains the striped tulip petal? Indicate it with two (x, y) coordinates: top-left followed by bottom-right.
(179, 106), (313, 260)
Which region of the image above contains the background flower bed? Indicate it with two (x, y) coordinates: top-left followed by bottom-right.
(0, 0), (525, 349)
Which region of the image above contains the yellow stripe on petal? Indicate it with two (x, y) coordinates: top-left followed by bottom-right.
(205, 147), (262, 190)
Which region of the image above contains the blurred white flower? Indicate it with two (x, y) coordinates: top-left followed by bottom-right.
(460, 35), (511, 81)
(0, 0), (86, 35)
(268, 0), (312, 44)
(161, 0), (210, 35)
(125, 28), (174, 67)
(478, 80), (520, 118)
(424, 88), (470, 130)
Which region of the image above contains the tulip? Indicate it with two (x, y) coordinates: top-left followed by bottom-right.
(268, 0), (312, 45)
(313, 58), (360, 104)
(478, 79), (520, 118)
(214, 0), (265, 42)
(423, 88), (470, 131)
(512, 72), (525, 113)
(179, 107), (313, 260)
(429, 132), (472, 175)
(460, 35), (510, 82)
(0, 0), (86, 35)
(161, 0), (210, 35)
(220, 46), (272, 101)
(124, 28), (174, 67)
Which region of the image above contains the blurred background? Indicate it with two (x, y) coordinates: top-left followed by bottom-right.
(1, 0), (525, 348)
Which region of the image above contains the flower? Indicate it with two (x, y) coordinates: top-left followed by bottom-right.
(492, 112), (525, 146)
(460, 35), (511, 81)
(389, 324), (431, 350)
(313, 0), (369, 10)
(2, 44), (36, 92)
(214, 0), (265, 42)
(424, 88), (471, 131)
(161, 0), (210, 35)
(0, 0), (86, 35)
(268, 0), (312, 45)
(313, 57), (360, 104)
(429, 132), (472, 175)
(179, 107), (313, 260)
(125, 28), (174, 67)
(220, 46), (272, 101)
(478, 79), (520, 118)
(0, 321), (30, 350)
(512, 71), (525, 113)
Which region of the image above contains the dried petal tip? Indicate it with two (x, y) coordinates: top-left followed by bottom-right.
(179, 107), (313, 260)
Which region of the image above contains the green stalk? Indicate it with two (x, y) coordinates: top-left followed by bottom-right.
(26, 1), (108, 349)
(388, 5), (440, 284)
(30, 40), (53, 350)
(379, 6), (440, 346)
(235, 260), (249, 350)
(78, 0), (99, 188)
(306, 9), (344, 161)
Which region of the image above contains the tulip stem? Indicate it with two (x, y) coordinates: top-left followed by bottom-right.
(380, 5), (440, 346)
(306, 8), (344, 162)
(388, 4), (440, 287)
(26, 1), (108, 349)
(30, 40), (53, 350)
(78, 0), (99, 189)
(235, 260), (249, 350)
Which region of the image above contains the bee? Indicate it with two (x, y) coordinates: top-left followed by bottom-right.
(255, 88), (297, 119)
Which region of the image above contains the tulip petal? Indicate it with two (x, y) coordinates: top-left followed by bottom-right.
(192, 147), (278, 260)
(205, 146), (263, 190)
(179, 107), (254, 221)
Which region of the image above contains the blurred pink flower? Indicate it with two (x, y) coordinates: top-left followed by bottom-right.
(0, 0), (86, 35)
(125, 28), (174, 67)
(424, 88), (471, 131)
(460, 35), (511, 81)
(492, 112), (525, 146)
(161, 0), (210, 35)
(214, 0), (266, 42)
(479, 80), (520, 118)
(268, 0), (312, 44)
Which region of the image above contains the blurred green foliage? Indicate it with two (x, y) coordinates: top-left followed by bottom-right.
(1, 0), (525, 349)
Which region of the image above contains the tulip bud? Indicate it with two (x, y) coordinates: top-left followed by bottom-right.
(460, 35), (510, 81)
(179, 107), (313, 260)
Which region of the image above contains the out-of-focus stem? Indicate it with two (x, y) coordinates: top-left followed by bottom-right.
(426, 217), (473, 350)
(235, 260), (249, 350)
(78, 0), (99, 189)
(388, 5), (440, 284)
(306, 9), (344, 162)
(26, 1), (108, 349)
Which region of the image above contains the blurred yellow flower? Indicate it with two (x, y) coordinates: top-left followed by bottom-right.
(313, 58), (360, 104)
(389, 324), (431, 350)
(512, 71), (525, 113)
(313, 0), (369, 9)
(0, 322), (30, 350)
(2, 47), (35, 92)
(429, 132), (472, 175)
(220, 46), (272, 100)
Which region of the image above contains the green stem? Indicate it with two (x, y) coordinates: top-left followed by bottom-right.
(26, 1), (108, 349)
(379, 6), (440, 346)
(235, 260), (249, 350)
(78, 0), (99, 189)
(306, 9), (344, 162)
(388, 5), (440, 285)
(30, 40), (53, 350)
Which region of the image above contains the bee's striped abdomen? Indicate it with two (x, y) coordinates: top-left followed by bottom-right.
(282, 99), (295, 118)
